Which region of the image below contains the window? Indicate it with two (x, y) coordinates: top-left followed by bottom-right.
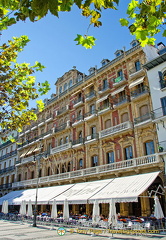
(90, 104), (95, 114)
(121, 113), (129, 123)
(105, 119), (111, 129)
(107, 152), (114, 163)
(47, 167), (51, 176)
(67, 162), (71, 172)
(31, 171), (34, 179)
(64, 83), (68, 91)
(145, 141), (155, 155)
(60, 138), (63, 145)
(92, 155), (98, 167)
(77, 75), (82, 82)
(161, 97), (166, 115)
(69, 80), (72, 88)
(117, 70), (123, 79)
(79, 159), (83, 169)
(135, 60), (141, 71)
(59, 86), (62, 94)
(140, 105), (149, 116)
(124, 146), (133, 160)
(91, 126), (96, 137)
(25, 172), (27, 180)
(65, 136), (69, 143)
(18, 174), (21, 182)
(79, 131), (82, 143)
(158, 71), (166, 89)
(103, 79), (108, 89)
(39, 169), (42, 178)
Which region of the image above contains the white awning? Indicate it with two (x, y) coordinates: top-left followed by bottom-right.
(111, 86), (126, 96)
(54, 179), (111, 204)
(96, 95), (109, 104)
(129, 76), (145, 89)
(0, 172), (159, 205)
(0, 184), (74, 205)
(89, 171), (160, 203)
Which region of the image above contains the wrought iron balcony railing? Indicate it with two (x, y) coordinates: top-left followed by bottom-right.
(114, 95), (129, 106)
(129, 65), (142, 75)
(130, 85), (149, 98)
(54, 123), (67, 133)
(98, 83), (111, 92)
(72, 138), (84, 145)
(0, 183), (12, 190)
(84, 109), (98, 118)
(85, 90), (96, 99)
(72, 115), (84, 124)
(85, 133), (99, 141)
(0, 149), (17, 161)
(0, 165), (15, 174)
(134, 112), (153, 125)
(151, 107), (166, 120)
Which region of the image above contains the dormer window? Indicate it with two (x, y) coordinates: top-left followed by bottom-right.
(130, 40), (139, 48)
(89, 67), (95, 75)
(101, 59), (110, 67)
(114, 50), (123, 58)
(77, 74), (83, 82)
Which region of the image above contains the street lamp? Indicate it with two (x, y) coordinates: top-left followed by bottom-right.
(33, 138), (44, 227)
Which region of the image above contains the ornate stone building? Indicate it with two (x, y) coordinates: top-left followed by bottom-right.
(2, 40), (165, 217)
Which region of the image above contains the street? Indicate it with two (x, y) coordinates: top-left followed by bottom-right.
(1, 220), (166, 240)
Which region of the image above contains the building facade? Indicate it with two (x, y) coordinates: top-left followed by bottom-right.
(1, 40), (166, 217)
(0, 130), (18, 197)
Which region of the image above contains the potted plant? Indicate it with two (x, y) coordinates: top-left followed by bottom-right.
(158, 146), (164, 152)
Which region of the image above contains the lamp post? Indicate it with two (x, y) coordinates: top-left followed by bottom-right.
(33, 138), (43, 227)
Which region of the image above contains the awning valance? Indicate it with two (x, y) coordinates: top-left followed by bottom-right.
(111, 86), (126, 96)
(0, 171), (160, 205)
(129, 76), (145, 89)
(96, 95), (109, 104)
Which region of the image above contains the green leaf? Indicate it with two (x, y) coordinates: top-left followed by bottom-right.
(74, 34), (96, 49)
(119, 18), (129, 26)
(163, 30), (166, 37)
(36, 99), (45, 111)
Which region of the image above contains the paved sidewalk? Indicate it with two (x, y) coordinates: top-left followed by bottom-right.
(1, 220), (166, 240)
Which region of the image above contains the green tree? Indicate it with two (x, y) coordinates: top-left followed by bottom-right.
(0, 0), (165, 48)
(0, 35), (50, 136)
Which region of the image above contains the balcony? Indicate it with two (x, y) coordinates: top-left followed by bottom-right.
(157, 141), (166, 153)
(84, 110), (98, 121)
(152, 107), (166, 122)
(112, 75), (126, 86)
(72, 115), (84, 126)
(45, 113), (53, 122)
(0, 140), (12, 149)
(134, 112), (153, 125)
(12, 153), (162, 189)
(113, 95), (129, 107)
(38, 118), (45, 127)
(0, 183), (12, 190)
(85, 90), (96, 102)
(0, 166), (15, 174)
(98, 102), (111, 115)
(50, 142), (72, 154)
(129, 65), (144, 78)
(73, 97), (84, 108)
(84, 133), (99, 143)
(0, 149), (17, 161)
(99, 121), (133, 139)
(57, 105), (69, 116)
(54, 123), (67, 133)
(130, 85), (149, 99)
(98, 83), (111, 94)
(72, 138), (84, 147)
(17, 151), (49, 166)
(40, 129), (53, 139)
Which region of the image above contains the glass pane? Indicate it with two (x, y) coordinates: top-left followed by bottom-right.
(145, 141), (155, 155)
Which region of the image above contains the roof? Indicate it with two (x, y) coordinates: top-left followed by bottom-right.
(143, 52), (166, 70)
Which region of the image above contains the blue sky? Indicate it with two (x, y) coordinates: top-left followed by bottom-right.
(1, 1), (165, 107)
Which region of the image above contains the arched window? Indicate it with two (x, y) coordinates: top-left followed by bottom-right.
(67, 162), (71, 172)
(79, 159), (83, 169)
(121, 113), (129, 123)
(69, 80), (72, 88)
(39, 169), (42, 178)
(62, 164), (65, 173)
(31, 171), (34, 179)
(25, 172), (27, 180)
(18, 174), (21, 182)
(47, 167), (51, 176)
(65, 136), (69, 143)
(60, 138), (63, 145)
(144, 141), (155, 155)
(140, 105), (149, 116)
(92, 155), (98, 167)
(105, 119), (111, 129)
(59, 86), (62, 94)
(78, 131), (83, 143)
(64, 83), (68, 91)
(107, 152), (114, 163)
(124, 146), (133, 160)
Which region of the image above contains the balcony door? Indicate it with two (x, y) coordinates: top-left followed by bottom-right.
(161, 96), (166, 116)
(145, 141), (155, 155)
(124, 146), (133, 160)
